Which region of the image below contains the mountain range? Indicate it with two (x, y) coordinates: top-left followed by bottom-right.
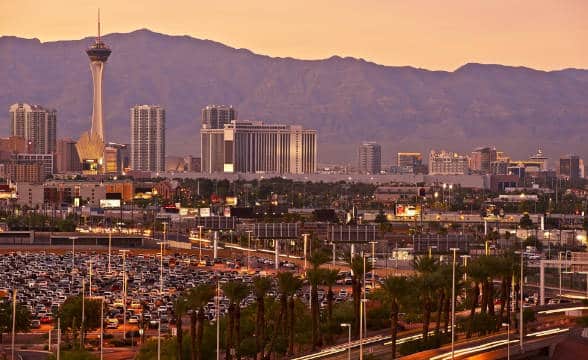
(1, 29), (587, 164)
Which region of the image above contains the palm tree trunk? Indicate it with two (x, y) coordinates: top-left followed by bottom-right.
(352, 277), (361, 337)
(176, 312), (183, 360)
(443, 293), (451, 334)
(467, 282), (479, 338)
(391, 300), (399, 360)
(422, 300), (431, 342)
(235, 307), (242, 360)
(327, 285), (334, 344)
(435, 291), (445, 338)
(197, 308), (205, 360)
(226, 303), (235, 360)
(488, 282), (495, 315)
(190, 312), (197, 360)
(288, 296), (295, 355)
(311, 283), (319, 350)
(480, 279), (488, 314)
(265, 294), (286, 360)
(498, 277), (507, 326)
(256, 297), (265, 360)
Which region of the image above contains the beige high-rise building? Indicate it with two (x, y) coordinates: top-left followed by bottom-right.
(130, 105), (166, 173)
(428, 150), (469, 175)
(201, 120), (316, 174)
(9, 103), (57, 154)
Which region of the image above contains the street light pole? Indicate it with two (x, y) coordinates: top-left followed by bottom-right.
(246, 230), (252, 272)
(156, 241), (165, 360)
(108, 232), (112, 273)
(197, 225), (204, 262)
(69, 236), (77, 270)
(520, 249), (524, 353)
(450, 248), (459, 360)
(502, 322), (510, 360)
(302, 233), (309, 271)
(11, 289), (16, 360)
(119, 249), (130, 340)
(340, 323), (351, 360)
(369, 241), (377, 289)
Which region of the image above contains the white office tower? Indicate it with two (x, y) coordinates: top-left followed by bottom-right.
(130, 105), (166, 173)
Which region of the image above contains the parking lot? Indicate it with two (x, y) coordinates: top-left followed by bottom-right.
(0, 248), (365, 338)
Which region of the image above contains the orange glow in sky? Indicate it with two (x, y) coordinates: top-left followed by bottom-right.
(0, 0), (586, 70)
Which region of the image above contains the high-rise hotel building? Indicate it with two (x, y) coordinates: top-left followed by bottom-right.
(201, 120), (316, 174)
(358, 142), (381, 174)
(428, 150), (469, 175)
(9, 103), (57, 154)
(202, 105), (237, 129)
(130, 105), (166, 173)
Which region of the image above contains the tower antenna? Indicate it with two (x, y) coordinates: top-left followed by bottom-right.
(97, 8), (101, 43)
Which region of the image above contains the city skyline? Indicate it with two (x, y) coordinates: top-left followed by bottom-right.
(0, 0), (586, 71)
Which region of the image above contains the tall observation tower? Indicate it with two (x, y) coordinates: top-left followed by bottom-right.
(76, 10), (112, 173)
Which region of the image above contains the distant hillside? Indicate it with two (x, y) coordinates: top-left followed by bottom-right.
(1, 29), (587, 163)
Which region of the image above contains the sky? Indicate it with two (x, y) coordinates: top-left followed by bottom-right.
(1, 0), (587, 71)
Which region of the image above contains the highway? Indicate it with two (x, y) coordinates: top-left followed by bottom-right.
(291, 305), (586, 360)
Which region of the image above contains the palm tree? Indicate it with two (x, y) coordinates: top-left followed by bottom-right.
(287, 274), (303, 355)
(348, 254), (373, 337)
(252, 276), (272, 360)
(308, 250), (329, 350)
(465, 257), (489, 338)
(222, 281), (250, 360)
(322, 268), (340, 343)
(265, 271), (302, 359)
(174, 294), (188, 360)
(187, 284), (215, 360)
(382, 275), (408, 359)
(413, 256), (439, 342)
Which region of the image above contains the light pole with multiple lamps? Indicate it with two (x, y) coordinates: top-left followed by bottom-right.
(340, 323), (351, 360)
(156, 241), (165, 360)
(450, 248), (459, 359)
(197, 225), (204, 262)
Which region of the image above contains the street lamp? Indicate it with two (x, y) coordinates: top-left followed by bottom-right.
(502, 322), (510, 360)
(359, 298), (368, 360)
(197, 225), (204, 262)
(450, 248), (459, 360)
(69, 236), (77, 270)
(118, 249), (130, 340)
(340, 323), (351, 360)
(302, 233), (310, 271)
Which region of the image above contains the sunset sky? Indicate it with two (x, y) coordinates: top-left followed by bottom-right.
(1, 0), (586, 71)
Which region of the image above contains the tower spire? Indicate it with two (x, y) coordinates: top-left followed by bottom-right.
(97, 8), (101, 43)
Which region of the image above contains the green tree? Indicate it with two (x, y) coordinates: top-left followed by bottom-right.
(322, 269), (340, 344)
(0, 298), (31, 344)
(186, 285), (215, 360)
(381, 275), (408, 359)
(222, 281), (250, 360)
(252, 276), (272, 360)
(348, 254), (373, 337)
(413, 256), (440, 342)
(519, 214), (534, 229)
(58, 296), (101, 347)
(308, 250), (329, 350)
(174, 294), (189, 360)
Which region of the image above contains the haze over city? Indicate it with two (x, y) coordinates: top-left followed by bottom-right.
(1, 2), (588, 360)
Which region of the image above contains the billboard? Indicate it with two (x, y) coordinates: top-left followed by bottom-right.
(199, 207), (211, 217)
(395, 204), (420, 217)
(100, 199), (121, 208)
